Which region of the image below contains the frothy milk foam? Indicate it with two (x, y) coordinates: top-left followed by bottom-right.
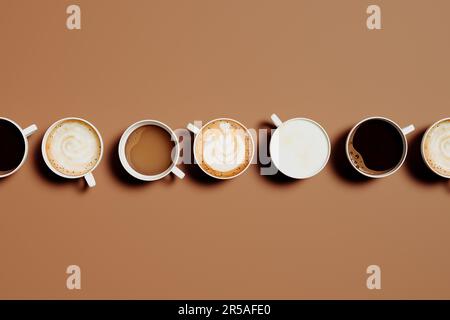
(423, 119), (450, 177)
(271, 119), (330, 178)
(46, 120), (102, 176)
(195, 119), (252, 178)
(203, 122), (246, 172)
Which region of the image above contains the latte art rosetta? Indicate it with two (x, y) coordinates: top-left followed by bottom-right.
(46, 120), (102, 176)
(195, 119), (253, 178)
(202, 122), (246, 172)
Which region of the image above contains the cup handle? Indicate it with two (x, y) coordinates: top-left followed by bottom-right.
(271, 114), (283, 127)
(187, 123), (200, 134)
(171, 166), (185, 179)
(22, 124), (38, 137)
(84, 172), (96, 188)
(401, 124), (415, 136)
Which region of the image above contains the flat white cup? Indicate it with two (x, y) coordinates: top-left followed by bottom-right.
(421, 117), (450, 179)
(41, 117), (103, 187)
(346, 116), (415, 178)
(269, 114), (331, 179)
(118, 120), (185, 181)
(187, 118), (255, 180)
(0, 117), (38, 178)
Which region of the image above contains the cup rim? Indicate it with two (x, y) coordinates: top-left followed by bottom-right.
(345, 116), (409, 179)
(192, 117), (255, 180)
(0, 117), (29, 178)
(269, 117), (331, 179)
(420, 117), (450, 179)
(41, 117), (104, 179)
(118, 119), (180, 181)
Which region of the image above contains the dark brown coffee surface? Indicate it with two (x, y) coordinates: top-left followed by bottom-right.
(4, 0), (450, 300)
(349, 119), (404, 173)
(125, 125), (175, 176)
(0, 119), (25, 175)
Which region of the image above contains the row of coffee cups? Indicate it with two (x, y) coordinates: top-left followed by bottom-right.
(0, 116), (449, 187)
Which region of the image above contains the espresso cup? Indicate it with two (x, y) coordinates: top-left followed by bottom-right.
(346, 116), (415, 178)
(0, 117), (38, 178)
(421, 117), (450, 179)
(41, 117), (104, 187)
(269, 114), (331, 179)
(187, 118), (254, 179)
(118, 120), (184, 181)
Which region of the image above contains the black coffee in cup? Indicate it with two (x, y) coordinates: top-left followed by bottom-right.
(348, 119), (405, 176)
(0, 119), (26, 175)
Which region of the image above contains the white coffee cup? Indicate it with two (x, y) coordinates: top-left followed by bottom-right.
(187, 118), (255, 180)
(118, 120), (185, 181)
(41, 117), (103, 187)
(421, 117), (450, 179)
(0, 117), (38, 178)
(269, 114), (331, 179)
(346, 116), (415, 178)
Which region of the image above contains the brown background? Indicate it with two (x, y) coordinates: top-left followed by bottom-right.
(0, 0), (449, 299)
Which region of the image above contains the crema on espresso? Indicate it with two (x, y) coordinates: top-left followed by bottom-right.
(46, 119), (102, 176)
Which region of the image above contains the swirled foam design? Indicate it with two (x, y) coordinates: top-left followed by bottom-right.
(423, 120), (450, 177)
(46, 120), (101, 176)
(196, 120), (252, 178)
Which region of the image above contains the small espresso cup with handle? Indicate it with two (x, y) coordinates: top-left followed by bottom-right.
(187, 118), (255, 179)
(118, 120), (185, 181)
(346, 116), (415, 178)
(421, 117), (450, 179)
(0, 117), (38, 178)
(269, 114), (331, 179)
(41, 117), (104, 187)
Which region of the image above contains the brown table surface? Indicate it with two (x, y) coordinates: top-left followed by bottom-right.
(0, 0), (449, 299)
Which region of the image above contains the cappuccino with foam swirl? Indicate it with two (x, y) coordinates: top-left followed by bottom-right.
(194, 119), (253, 178)
(422, 119), (450, 177)
(45, 119), (102, 176)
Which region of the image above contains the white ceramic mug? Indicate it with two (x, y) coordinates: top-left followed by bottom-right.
(187, 118), (255, 180)
(0, 117), (38, 178)
(346, 116), (415, 178)
(269, 114), (331, 179)
(41, 117), (103, 187)
(118, 120), (185, 181)
(421, 117), (450, 179)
